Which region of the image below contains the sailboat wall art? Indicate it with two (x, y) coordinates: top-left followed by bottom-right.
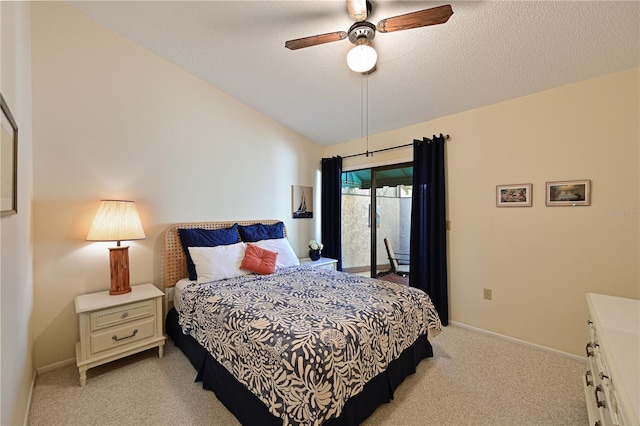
(292, 185), (313, 219)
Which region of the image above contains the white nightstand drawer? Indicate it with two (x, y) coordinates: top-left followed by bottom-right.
(299, 257), (338, 270)
(314, 262), (337, 271)
(90, 316), (156, 355)
(90, 299), (154, 331)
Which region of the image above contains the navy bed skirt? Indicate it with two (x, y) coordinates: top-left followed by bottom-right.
(166, 308), (433, 425)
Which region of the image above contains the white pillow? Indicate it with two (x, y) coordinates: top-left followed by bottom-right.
(188, 243), (251, 284)
(252, 238), (300, 268)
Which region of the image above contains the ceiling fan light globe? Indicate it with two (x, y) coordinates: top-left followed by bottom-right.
(347, 44), (377, 73)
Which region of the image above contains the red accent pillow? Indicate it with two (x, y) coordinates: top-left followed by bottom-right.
(240, 244), (278, 275)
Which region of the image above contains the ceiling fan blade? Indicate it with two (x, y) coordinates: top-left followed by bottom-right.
(285, 31), (348, 50)
(346, 0), (367, 22)
(377, 4), (453, 33)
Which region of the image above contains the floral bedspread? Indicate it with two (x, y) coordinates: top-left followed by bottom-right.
(177, 266), (442, 425)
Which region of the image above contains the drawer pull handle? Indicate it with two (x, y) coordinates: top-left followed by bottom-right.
(585, 370), (593, 387)
(112, 329), (138, 342)
(594, 385), (607, 408)
(599, 372), (609, 380)
(586, 342), (594, 357)
(121, 312), (129, 319)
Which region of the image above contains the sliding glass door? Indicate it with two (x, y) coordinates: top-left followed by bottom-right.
(341, 169), (372, 275)
(341, 163), (412, 277)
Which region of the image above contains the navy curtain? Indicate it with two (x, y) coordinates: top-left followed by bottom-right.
(409, 135), (448, 325)
(321, 156), (343, 271)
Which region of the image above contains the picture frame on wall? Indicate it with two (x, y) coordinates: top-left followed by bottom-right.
(292, 185), (313, 219)
(546, 179), (591, 206)
(496, 183), (532, 207)
(1, 93), (18, 217)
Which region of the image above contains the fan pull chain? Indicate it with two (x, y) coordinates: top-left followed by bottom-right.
(361, 74), (370, 157)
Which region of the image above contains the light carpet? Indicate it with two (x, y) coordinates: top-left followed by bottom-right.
(28, 325), (588, 425)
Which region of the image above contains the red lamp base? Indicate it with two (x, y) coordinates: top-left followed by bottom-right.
(109, 246), (131, 295)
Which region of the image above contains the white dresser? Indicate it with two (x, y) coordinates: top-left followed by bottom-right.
(584, 293), (639, 426)
(75, 283), (166, 386)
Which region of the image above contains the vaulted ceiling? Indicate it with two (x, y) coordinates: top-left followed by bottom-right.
(67, 1), (640, 146)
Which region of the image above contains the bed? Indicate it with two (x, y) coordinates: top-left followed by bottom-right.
(163, 220), (443, 426)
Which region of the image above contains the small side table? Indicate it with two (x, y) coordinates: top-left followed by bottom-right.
(299, 257), (338, 270)
(75, 283), (165, 386)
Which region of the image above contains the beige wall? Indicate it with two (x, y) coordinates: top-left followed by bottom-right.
(26, 1), (639, 375)
(1, 1), (34, 424)
(31, 3), (321, 369)
(324, 68), (640, 357)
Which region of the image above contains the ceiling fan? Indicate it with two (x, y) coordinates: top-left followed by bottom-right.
(285, 0), (453, 73)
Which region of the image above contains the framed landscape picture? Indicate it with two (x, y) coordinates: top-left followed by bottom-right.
(496, 183), (532, 207)
(546, 179), (591, 206)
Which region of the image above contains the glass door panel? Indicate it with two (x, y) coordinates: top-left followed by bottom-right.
(373, 165), (412, 277)
(341, 163), (412, 278)
(341, 170), (372, 275)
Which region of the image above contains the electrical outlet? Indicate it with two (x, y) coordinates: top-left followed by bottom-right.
(483, 288), (492, 300)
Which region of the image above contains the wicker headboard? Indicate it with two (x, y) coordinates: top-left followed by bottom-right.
(162, 219), (286, 289)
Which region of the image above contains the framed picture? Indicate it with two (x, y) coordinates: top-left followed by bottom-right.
(496, 183), (532, 207)
(292, 185), (313, 219)
(546, 179), (591, 206)
(1, 93), (18, 217)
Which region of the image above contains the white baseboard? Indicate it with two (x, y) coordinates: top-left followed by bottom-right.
(23, 370), (36, 426)
(449, 321), (586, 362)
(36, 357), (75, 374)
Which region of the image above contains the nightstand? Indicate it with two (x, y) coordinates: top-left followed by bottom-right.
(300, 257), (338, 270)
(75, 283), (165, 386)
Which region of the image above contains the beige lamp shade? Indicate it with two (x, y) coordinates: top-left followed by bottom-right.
(87, 200), (146, 244)
(87, 200), (145, 295)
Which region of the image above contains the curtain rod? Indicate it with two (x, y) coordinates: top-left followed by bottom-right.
(342, 134), (450, 159)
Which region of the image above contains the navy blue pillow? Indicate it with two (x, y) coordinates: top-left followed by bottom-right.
(178, 224), (239, 280)
(238, 222), (284, 242)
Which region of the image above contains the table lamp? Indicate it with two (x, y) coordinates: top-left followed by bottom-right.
(86, 200), (146, 295)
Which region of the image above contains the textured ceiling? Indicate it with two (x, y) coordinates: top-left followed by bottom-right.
(66, 1), (640, 146)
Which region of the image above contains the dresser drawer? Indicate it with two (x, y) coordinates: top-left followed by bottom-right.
(584, 370), (610, 426)
(90, 316), (156, 355)
(90, 299), (155, 331)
